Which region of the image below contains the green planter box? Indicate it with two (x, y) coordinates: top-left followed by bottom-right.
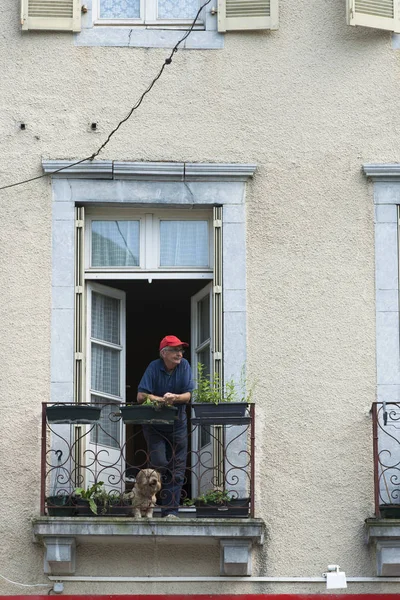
(195, 498), (250, 519)
(379, 504), (400, 518)
(47, 404), (102, 424)
(120, 405), (178, 424)
(192, 403), (250, 425)
(46, 495), (76, 516)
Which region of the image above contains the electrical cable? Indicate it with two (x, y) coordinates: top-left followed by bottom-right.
(0, 573), (50, 588)
(0, 0), (212, 193)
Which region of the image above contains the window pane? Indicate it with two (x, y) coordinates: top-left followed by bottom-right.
(99, 0), (140, 19)
(157, 0), (199, 19)
(197, 348), (211, 378)
(92, 221), (140, 267)
(90, 397), (121, 449)
(198, 295), (210, 345)
(92, 292), (120, 345)
(91, 343), (120, 396)
(160, 221), (209, 267)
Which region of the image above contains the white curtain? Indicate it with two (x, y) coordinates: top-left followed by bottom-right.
(160, 220), (209, 267)
(99, 0), (140, 19)
(92, 220), (140, 267)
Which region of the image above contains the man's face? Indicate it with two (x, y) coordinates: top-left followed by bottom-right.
(162, 346), (185, 368)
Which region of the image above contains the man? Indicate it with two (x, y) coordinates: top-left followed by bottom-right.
(137, 335), (194, 518)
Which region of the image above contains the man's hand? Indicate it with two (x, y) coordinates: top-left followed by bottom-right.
(163, 392), (177, 405)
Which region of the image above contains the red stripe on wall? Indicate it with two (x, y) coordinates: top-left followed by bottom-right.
(2, 595), (400, 600)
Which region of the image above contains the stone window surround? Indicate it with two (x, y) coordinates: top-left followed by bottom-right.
(45, 159), (256, 405)
(364, 163), (400, 577)
(39, 159), (261, 577)
(76, 0), (224, 49)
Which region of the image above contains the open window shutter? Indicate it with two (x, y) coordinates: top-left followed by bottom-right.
(21, 0), (81, 31)
(218, 0), (278, 31)
(74, 206), (85, 404)
(212, 206), (223, 384)
(347, 0), (400, 32)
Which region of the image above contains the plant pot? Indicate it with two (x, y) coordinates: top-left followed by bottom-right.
(192, 403), (250, 425)
(46, 494), (76, 516)
(75, 498), (95, 516)
(120, 404), (178, 424)
(195, 497), (250, 519)
(379, 504), (400, 518)
(47, 404), (102, 424)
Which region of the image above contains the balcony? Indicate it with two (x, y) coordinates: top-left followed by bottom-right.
(33, 402), (264, 576)
(367, 402), (400, 575)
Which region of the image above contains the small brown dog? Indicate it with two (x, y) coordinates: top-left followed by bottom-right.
(125, 469), (161, 518)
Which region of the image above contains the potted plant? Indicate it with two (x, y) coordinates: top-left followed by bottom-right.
(74, 482), (105, 515)
(120, 397), (178, 424)
(94, 488), (131, 516)
(191, 364), (253, 424)
(46, 493), (76, 516)
(186, 489), (250, 518)
(378, 504), (400, 518)
(46, 403), (102, 424)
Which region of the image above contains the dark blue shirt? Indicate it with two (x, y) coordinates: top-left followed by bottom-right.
(138, 358), (194, 423)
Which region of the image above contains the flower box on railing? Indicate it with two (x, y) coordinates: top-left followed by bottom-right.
(195, 497), (250, 518)
(46, 494), (76, 516)
(119, 404), (178, 424)
(191, 402), (250, 425)
(46, 404), (101, 424)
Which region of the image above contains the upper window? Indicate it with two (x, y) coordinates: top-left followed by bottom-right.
(93, 0), (204, 27)
(86, 210), (212, 272)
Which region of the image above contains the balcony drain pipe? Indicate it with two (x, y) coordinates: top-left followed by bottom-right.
(48, 576), (400, 583)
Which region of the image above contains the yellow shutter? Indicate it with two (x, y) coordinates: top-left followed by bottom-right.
(74, 206), (85, 404)
(218, 0), (278, 31)
(212, 206), (223, 384)
(21, 0), (81, 31)
(347, 0), (400, 32)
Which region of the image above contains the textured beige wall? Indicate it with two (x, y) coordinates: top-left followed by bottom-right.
(1, 0), (399, 594)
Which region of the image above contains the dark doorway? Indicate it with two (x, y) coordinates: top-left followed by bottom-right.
(100, 278), (211, 500)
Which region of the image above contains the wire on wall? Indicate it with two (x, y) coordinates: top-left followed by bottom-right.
(0, 0), (212, 193)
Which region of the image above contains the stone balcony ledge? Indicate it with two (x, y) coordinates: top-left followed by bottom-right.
(32, 517), (265, 577)
(366, 518), (400, 576)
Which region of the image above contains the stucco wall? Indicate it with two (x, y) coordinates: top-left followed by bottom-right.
(0, 0), (398, 594)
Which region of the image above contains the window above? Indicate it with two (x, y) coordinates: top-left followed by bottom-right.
(94, 0), (204, 28)
(86, 210), (212, 273)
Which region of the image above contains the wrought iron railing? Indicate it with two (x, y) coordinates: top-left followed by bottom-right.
(40, 402), (255, 518)
(372, 402), (400, 517)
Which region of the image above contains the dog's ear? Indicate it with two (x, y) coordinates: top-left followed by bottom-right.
(136, 471), (144, 485)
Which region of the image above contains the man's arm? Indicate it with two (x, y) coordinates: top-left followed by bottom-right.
(163, 392), (191, 405)
(137, 391), (164, 404)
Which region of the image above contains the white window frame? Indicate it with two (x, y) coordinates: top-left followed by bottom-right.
(92, 0), (205, 28)
(86, 282), (126, 407)
(85, 208), (213, 277)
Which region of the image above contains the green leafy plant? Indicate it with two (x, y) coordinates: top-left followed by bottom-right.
(193, 489), (233, 505)
(192, 363), (254, 404)
(74, 481), (104, 515)
(142, 395), (175, 410)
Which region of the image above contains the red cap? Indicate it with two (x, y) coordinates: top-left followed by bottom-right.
(159, 335), (189, 351)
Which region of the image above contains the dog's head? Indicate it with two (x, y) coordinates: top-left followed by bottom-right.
(136, 469), (162, 494)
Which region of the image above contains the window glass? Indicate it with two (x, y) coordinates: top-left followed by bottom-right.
(92, 220), (140, 267)
(160, 220), (209, 267)
(157, 0), (198, 19)
(92, 292), (120, 345)
(197, 348), (211, 377)
(198, 295), (210, 345)
(90, 397), (121, 448)
(91, 343), (120, 396)
(99, 0), (140, 19)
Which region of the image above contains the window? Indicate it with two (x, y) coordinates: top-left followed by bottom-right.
(93, 0), (204, 27)
(86, 210), (212, 273)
